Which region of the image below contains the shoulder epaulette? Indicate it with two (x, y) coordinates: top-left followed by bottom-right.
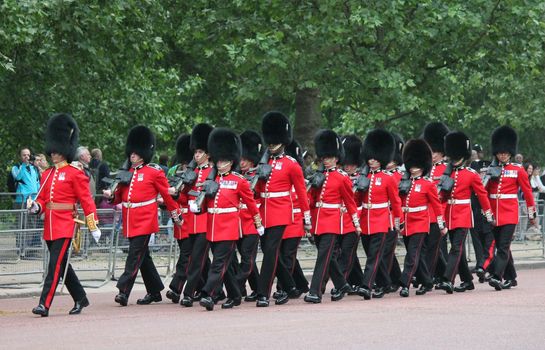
(285, 155), (297, 163)
(146, 163), (163, 171)
(232, 171), (245, 179)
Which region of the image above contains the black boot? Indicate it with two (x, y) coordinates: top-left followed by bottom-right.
(304, 293), (322, 304)
(454, 281), (475, 293)
(331, 283), (351, 301)
(32, 304), (49, 317)
(256, 296), (269, 307)
(415, 284), (433, 296)
(221, 297), (242, 309)
(137, 293), (162, 305)
(489, 277), (503, 291)
(180, 296), (194, 307)
(244, 291), (258, 302)
(399, 287), (409, 297)
(502, 279), (517, 289)
(69, 296), (90, 315)
(166, 290), (181, 304)
(199, 296), (214, 311)
(287, 287), (302, 299)
(275, 290), (289, 305)
(372, 287), (385, 299)
(115, 293), (128, 306)
(436, 281), (454, 294)
(272, 290), (283, 300)
(357, 287), (372, 300)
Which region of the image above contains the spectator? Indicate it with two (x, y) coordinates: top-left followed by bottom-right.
(34, 153), (49, 175)
(158, 153), (169, 176)
(530, 166), (545, 198)
(10, 147), (40, 209)
(515, 153), (524, 164)
(90, 148), (111, 193)
(74, 146), (96, 197)
(523, 162), (533, 178)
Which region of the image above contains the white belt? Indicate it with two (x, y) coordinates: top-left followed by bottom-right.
(402, 205), (428, 213)
(362, 202), (389, 209)
(240, 203), (261, 209)
(293, 208), (301, 214)
(447, 199), (471, 205)
(122, 198), (156, 208)
(261, 191), (290, 198)
(207, 207), (238, 214)
(357, 206), (363, 211)
(181, 208), (189, 214)
(489, 194), (518, 199)
(315, 202), (342, 209)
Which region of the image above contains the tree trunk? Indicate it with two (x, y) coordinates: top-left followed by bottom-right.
(294, 88), (321, 158)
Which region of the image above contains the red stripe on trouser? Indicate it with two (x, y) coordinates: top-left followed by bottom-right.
(449, 232), (465, 283)
(124, 236), (149, 293)
(406, 235), (425, 286)
(318, 236), (335, 293)
(209, 242), (235, 297)
(45, 239), (71, 308)
(368, 234), (386, 289)
(483, 240), (495, 270)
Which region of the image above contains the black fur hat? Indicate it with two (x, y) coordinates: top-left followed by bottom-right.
(362, 129), (395, 166)
(445, 131), (471, 161)
(45, 113), (79, 162)
(208, 128), (242, 166)
(314, 129), (344, 160)
(240, 130), (264, 165)
(341, 134), (362, 166)
(491, 126), (518, 156)
(403, 139), (432, 176)
(422, 122), (450, 153)
(125, 125), (156, 163)
(190, 123), (214, 152)
(392, 133), (405, 165)
(175, 134), (192, 165)
(262, 111), (293, 145)
(285, 139), (305, 168)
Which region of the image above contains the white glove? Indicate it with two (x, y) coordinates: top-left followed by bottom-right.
(189, 202), (200, 213)
(303, 211), (312, 232)
(27, 200), (39, 214)
(90, 228), (101, 243)
(257, 226), (265, 236)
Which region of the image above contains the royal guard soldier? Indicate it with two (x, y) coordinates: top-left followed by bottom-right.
(304, 130), (360, 303)
(29, 114), (101, 317)
(356, 129), (403, 300)
(398, 139), (447, 297)
(486, 126), (536, 290)
(196, 128), (263, 311)
(254, 111), (310, 307)
(104, 125), (182, 306)
(435, 131), (493, 294)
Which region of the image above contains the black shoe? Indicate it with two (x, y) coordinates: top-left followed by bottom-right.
(384, 284), (399, 294)
(32, 304), (49, 317)
(272, 290), (283, 300)
(287, 287), (302, 299)
(256, 296), (269, 307)
(137, 293), (162, 305)
(489, 277), (503, 291)
(181, 296), (194, 307)
(221, 297), (241, 309)
(436, 281), (454, 294)
(502, 279), (517, 289)
(115, 293), (128, 306)
(69, 296), (90, 315)
(454, 281), (475, 293)
(199, 296), (214, 311)
(275, 291), (289, 305)
(372, 287), (385, 299)
(347, 285), (359, 295)
(357, 287), (371, 300)
(331, 283), (351, 301)
(484, 273), (492, 282)
(244, 291), (258, 302)
(399, 287), (409, 297)
(304, 293), (321, 304)
(415, 284), (433, 296)
(475, 267), (485, 280)
(166, 290), (180, 304)
(411, 276), (419, 288)
(212, 291), (227, 304)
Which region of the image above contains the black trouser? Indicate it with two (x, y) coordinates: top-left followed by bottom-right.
(203, 241), (240, 298)
(376, 229), (401, 287)
(443, 228), (473, 283)
(361, 233), (389, 290)
(277, 237), (309, 292)
(117, 235), (164, 297)
(40, 238), (85, 308)
(183, 233), (210, 297)
(490, 225), (517, 281)
(169, 238), (193, 294)
(234, 234), (260, 294)
(400, 233), (431, 288)
(480, 224), (496, 272)
(309, 234), (346, 297)
(347, 252), (365, 287)
(257, 225), (296, 299)
(337, 232), (360, 281)
(423, 223), (447, 279)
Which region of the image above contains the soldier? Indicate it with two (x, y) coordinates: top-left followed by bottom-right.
(29, 114), (101, 317)
(356, 129), (403, 300)
(398, 139), (447, 297)
(254, 111), (310, 307)
(197, 128), (263, 310)
(304, 130), (360, 303)
(104, 125), (182, 306)
(435, 132), (493, 294)
(486, 126), (536, 290)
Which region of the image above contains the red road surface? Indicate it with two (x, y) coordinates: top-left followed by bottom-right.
(1, 268), (545, 350)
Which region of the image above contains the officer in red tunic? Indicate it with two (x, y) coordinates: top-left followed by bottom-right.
(356, 129), (403, 300)
(398, 139), (447, 297)
(254, 111), (310, 307)
(197, 128), (263, 311)
(105, 126), (182, 306)
(436, 132), (493, 294)
(30, 114), (101, 317)
(304, 130), (361, 303)
(486, 126), (536, 290)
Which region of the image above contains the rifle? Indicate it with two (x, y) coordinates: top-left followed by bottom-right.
(306, 163), (325, 191)
(101, 160), (133, 202)
(168, 160), (198, 194)
(249, 150), (272, 192)
(482, 157), (501, 187)
(437, 162), (455, 193)
(353, 165), (371, 192)
(398, 170), (412, 196)
(190, 166), (219, 213)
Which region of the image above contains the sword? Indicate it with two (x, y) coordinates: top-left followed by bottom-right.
(59, 217), (86, 294)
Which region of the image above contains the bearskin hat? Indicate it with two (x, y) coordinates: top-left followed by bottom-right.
(422, 122), (450, 153)
(240, 130), (264, 165)
(445, 131), (471, 161)
(125, 125), (156, 163)
(175, 134), (192, 165)
(392, 132), (405, 165)
(261, 111), (293, 145)
(190, 123), (214, 152)
(491, 126), (518, 156)
(341, 134), (362, 166)
(362, 129), (395, 166)
(208, 128), (242, 167)
(403, 139), (432, 176)
(285, 139), (305, 168)
(45, 113), (79, 163)
(314, 129), (344, 160)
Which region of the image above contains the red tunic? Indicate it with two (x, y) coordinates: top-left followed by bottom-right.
(356, 170), (403, 235)
(428, 161), (447, 224)
(255, 154), (310, 228)
(283, 188), (304, 239)
(204, 172), (260, 242)
(35, 163), (98, 241)
(441, 167), (491, 230)
(341, 172), (360, 234)
(400, 177), (444, 236)
(486, 163), (535, 226)
(174, 192), (190, 240)
(239, 169), (258, 235)
(186, 164), (212, 234)
(308, 169), (358, 235)
(113, 163), (180, 238)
